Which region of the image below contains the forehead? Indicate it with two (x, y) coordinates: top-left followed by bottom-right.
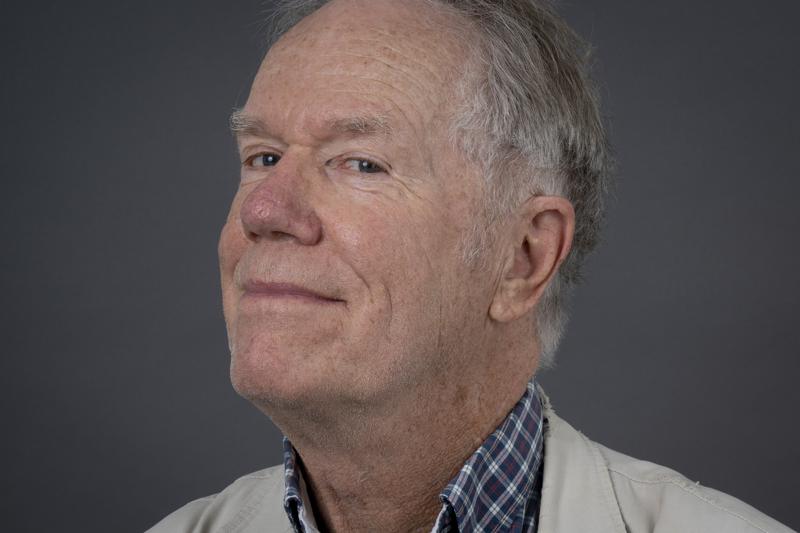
(244, 0), (471, 138)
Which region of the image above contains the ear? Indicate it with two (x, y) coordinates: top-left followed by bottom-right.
(489, 196), (575, 323)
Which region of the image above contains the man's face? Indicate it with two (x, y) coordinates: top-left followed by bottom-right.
(219, 0), (495, 411)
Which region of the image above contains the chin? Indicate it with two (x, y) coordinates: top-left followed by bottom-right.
(227, 308), (347, 397)
(228, 348), (390, 420)
(227, 337), (344, 413)
(230, 343), (302, 403)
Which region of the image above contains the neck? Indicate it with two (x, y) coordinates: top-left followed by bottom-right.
(272, 367), (535, 532)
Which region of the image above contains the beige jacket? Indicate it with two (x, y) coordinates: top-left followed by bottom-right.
(147, 395), (794, 533)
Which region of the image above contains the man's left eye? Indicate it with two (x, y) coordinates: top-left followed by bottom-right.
(343, 158), (387, 174)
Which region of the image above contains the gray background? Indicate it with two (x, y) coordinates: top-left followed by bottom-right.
(2, 1), (798, 531)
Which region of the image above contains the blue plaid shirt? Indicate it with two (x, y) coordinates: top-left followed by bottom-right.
(283, 380), (545, 532)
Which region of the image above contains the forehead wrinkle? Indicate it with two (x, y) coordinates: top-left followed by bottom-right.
(302, 49), (443, 113)
(290, 0), (470, 70)
(364, 41), (454, 84)
(317, 85), (430, 149)
(260, 49), (440, 114)
(271, 10), (467, 98)
(330, 38), (451, 84)
(241, 82), (420, 147)
(297, 65), (433, 124)
(324, 51), (446, 114)
(326, 74), (431, 113)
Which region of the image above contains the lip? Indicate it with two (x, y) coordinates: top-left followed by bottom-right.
(242, 280), (344, 304)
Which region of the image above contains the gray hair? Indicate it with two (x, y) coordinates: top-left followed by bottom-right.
(261, 0), (612, 367)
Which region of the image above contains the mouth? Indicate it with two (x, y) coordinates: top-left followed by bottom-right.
(242, 280), (344, 304)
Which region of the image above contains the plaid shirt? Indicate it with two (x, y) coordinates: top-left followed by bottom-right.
(283, 380), (545, 533)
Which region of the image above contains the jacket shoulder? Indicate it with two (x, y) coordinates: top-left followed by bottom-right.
(597, 444), (794, 533)
(145, 465), (290, 533)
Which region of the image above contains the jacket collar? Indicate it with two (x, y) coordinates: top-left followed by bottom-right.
(536, 386), (627, 533)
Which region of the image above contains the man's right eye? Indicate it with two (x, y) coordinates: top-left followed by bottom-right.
(246, 153), (281, 167)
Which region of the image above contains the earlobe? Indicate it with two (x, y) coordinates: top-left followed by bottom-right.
(489, 196), (575, 323)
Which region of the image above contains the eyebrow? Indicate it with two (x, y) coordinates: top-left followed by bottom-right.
(328, 115), (393, 136)
(229, 108), (393, 140)
(229, 109), (268, 138)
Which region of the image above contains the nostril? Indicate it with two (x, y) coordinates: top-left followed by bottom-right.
(244, 227), (297, 243)
(270, 230), (297, 241)
(245, 228), (260, 242)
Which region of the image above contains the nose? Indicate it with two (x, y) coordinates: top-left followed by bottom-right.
(239, 160), (323, 245)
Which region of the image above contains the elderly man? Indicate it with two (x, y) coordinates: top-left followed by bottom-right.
(149, 0), (793, 532)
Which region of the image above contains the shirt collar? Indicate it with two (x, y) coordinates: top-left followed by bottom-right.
(436, 379), (545, 532)
(281, 379), (545, 533)
(282, 437), (317, 533)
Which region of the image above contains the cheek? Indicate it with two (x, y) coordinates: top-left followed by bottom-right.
(219, 219), (243, 277)
(218, 197), (248, 321)
(335, 200), (455, 320)
(219, 190), (248, 274)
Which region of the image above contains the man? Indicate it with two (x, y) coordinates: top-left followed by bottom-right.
(149, 0), (793, 531)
